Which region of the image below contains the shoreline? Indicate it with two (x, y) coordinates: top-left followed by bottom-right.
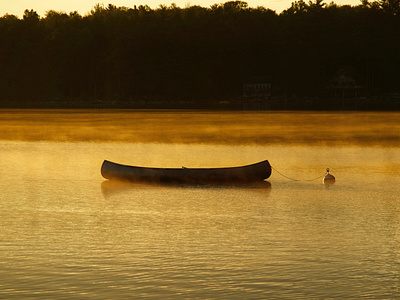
(1, 96), (399, 111)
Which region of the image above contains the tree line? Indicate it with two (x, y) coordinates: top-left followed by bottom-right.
(0, 1), (399, 107)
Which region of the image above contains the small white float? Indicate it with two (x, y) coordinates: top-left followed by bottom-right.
(323, 168), (335, 183)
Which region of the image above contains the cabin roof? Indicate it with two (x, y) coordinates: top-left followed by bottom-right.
(331, 66), (364, 83)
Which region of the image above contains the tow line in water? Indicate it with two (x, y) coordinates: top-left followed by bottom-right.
(271, 166), (335, 183)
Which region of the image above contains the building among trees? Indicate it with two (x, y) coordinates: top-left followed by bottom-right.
(327, 66), (366, 99)
(243, 77), (272, 100)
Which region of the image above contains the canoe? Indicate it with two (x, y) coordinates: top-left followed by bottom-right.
(101, 159), (271, 183)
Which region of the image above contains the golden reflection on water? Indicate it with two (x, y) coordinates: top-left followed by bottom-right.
(1, 110), (400, 299)
(1, 109), (400, 146)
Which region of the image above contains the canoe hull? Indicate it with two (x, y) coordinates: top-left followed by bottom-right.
(101, 160), (271, 183)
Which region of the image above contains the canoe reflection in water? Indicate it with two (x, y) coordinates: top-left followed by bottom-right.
(101, 159), (272, 184)
(101, 178), (272, 199)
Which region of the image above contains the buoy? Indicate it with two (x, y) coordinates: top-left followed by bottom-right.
(323, 168), (335, 183)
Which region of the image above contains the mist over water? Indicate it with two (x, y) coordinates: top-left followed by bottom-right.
(1, 109), (400, 146)
(1, 110), (400, 299)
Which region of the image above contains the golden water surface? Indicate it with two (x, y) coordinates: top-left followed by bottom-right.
(0, 110), (399, 299)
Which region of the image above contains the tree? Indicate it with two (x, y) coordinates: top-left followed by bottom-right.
(379, 0), (400, 14)
(308, 0), (326, 10)
(23, 9), (40, 23)
(0, 1), (399, 107)
(282, 0), (309, 14)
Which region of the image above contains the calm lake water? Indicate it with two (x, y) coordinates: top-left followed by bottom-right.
(1, 109), (400, 299)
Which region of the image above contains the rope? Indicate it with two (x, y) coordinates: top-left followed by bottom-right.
(271, 166), (328, 182)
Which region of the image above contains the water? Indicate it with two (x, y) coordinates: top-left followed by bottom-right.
(1, 110), (400, 299)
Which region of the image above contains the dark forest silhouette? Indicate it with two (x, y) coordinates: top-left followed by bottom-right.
(0, 1), (400, 108)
